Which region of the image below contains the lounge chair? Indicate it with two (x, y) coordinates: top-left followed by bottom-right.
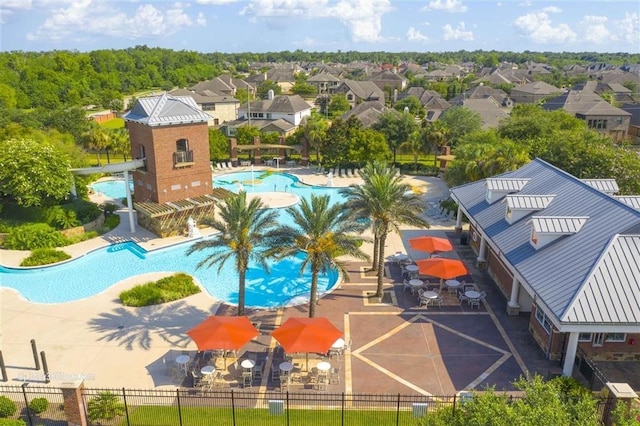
(353, 168), (360, 177)
(346, 169), (353, 178)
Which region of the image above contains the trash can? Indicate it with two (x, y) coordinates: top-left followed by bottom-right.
(460, 233), (469, 245)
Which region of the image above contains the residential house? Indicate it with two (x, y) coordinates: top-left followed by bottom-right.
(450, 158), (640, 378)
(169, 88), (239, 126)
(620, 103), (640, 145)
(510, 81), (564, 104)
(543, 90), (631, 142)
(334, 79), (385, 108)
(473, 68), (531, 87)
(399, 87), (451, 122)
(340, 101), (390, 128)
(307, 71), (342, 94)
(582, 81), (635, 104)
(450, 97), (511, 129)
(366, 70), (407, 91)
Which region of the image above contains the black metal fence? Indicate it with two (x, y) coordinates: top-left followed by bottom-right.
(0, 384), (65, 426)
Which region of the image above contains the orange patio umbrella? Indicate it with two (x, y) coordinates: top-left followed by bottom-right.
(272, 317), (343, 355)
(408, 236), (453, 255)
(415, 258), (468, 280)
(186, 315), (259, 352)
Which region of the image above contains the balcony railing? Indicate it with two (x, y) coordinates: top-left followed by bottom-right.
(173, 150), (194, 167)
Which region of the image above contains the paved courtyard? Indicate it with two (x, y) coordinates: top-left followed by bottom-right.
(0, 168), (563, 395)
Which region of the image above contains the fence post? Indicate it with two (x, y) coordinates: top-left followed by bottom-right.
(231, 390), (236, 426)
(396, 394), (400, 426)
(30, 340), (40, 370)
(452, 393), (457, 415)
(39, 351), (49, 384)
(0, 351), (7, 382)
(60, 380), (88, 426)
(176, 389), (183, 426)
(341, 392), (345, 426)
(21, 383), (33, 426)
(602, 382), (637, 426)
(286, 391), (290, 426)
(122, 388), (130, 426)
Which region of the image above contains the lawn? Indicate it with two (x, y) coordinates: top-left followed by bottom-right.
(100, 118), (125, 129)
(122, 406), (419, 425)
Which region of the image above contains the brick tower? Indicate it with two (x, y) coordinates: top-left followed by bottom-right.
(123, 94), (213, 204)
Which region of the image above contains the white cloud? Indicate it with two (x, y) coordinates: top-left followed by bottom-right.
(26, 0), (202, 42)
(240, 0), (393, 43)
(421, 0), (467, 13)
(513, 10), (576, 44)
(442, 21), (473, 41)
(407, 26), (428, 42)
(196, 0), (239, 4)
(580, 15), (610, 44)
(541, 6), (561, 14)
(617, 11), (640, 44)
(195, 12), (207, 26)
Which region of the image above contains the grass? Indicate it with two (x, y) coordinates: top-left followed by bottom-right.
(119, 273), (201, 307)
(99, 118), (125, 129)
(122, 406), (417, 425)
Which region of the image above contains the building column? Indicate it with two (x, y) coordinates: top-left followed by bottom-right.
(454, 206), (463, 233)
(123, 170), (136, 234)
(562, 332), (579, 377)
(603, 382), (638, 426)
(477, 237), (487, 269)
(61, 381), (88, 426)
(507, 277), (520, 315)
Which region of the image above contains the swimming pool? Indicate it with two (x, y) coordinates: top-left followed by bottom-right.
(2, 171), (345, 306)
(90, 178), (134, 200)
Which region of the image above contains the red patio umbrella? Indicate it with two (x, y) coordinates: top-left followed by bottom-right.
(186, 315), (259, 352)
(408, 236), (453, 255)
(415, 258), (468, 280)
(272, 317), (343, 370)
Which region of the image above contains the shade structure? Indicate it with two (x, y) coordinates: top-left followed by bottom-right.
(415, 258), (468, 280)
(271, 317), (343, 355)
(408, 236), (454, 254)
(186, 316), (259, 352)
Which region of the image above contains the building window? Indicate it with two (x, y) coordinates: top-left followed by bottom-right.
(202, 103), (215, 111)
(174, 138), (193, 165)
(534, 307), (552, 334)
(587, 119), (608, 129)
(605, 333), (626, 343)
(578, 333), (592, 342)
(347, 94), (354, 101)
(176, 138), (189, 152)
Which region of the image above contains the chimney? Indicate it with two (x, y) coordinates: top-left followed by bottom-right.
(268, 89), (274, 100)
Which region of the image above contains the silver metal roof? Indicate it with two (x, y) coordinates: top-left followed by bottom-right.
(582, 179), (619, 194)
(450, 158), (640, 326)
(529, 216), (589, 234)
(486, 178), (530, 192)
(123, 93), (212, 126)
(505, 194), (555, 210)
(615, 196), (640, 210)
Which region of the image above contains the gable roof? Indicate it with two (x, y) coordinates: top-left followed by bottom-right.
(341, 100), (390, 127)
(450, 158), (640, 327)
(511, 81), (563, 96)
(244, 95), (311, 114)
(123, 93), (212, 126)
(543, 90), (631, 117)
(336, 79), (385, 102)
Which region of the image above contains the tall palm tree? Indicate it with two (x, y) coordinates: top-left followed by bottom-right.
(340, 161), (430, 298)
(399, 129), (426, 173)
(267, 194), (369, 318)
(186, 191), (279, 316)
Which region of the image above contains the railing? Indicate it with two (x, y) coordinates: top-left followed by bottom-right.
(0, 383), (65, 425)
(173, 150), (194, 166)
(576, 346), (609, 391)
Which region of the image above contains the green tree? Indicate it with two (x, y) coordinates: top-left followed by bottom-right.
(394, 96), (425, 118)
(372, 110), (418, 164)
(340, 162), (429, 297)
(0, 139), (72, 207)
(348, 128), (392, 165)
(323, 118), (350, 166)
(109, 128), (131, 162)
(234, 125), (260, 146)
(302, 113), (328, 164)
(438, 106), (483, 146)
(327, 94), (350, 118)
(186, 191), (279, 316)
(267, 194), (369, 317)
(82, 122), (111, 166)
(291, 81), (318, 97)
(257, 80), (282, 99)
(399, 129), (425, 172)
(0, 83), (17, 109)
(208, 128), (229, 161)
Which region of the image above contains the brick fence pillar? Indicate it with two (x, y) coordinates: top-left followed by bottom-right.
(61, 381), (88, 426)
(229, 137), (238, 166)
(602, 382), (638, 426)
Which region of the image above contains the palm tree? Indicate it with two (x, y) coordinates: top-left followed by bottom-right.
(82, 123), (111, 166)
(186, 191), (279, 316)
(267, 194), (369, 318)
(303, 113), (328, 164)
(399, 130), (425, 172)
(340, 161), (430, 298)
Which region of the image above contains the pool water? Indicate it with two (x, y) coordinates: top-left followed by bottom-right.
(2, 171), (346, 306)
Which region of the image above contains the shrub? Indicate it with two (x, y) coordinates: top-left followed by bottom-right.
(66, 231), (99, 244)
(0, 396), (17, 418)
(3, 224), (68, 250)
(101, 203), (118, 216)
(120, 273), (200, 307)
(70, 200), (101, 224)
(20, 248), (71, 266)
(45, 206), (81, 230)
(87, 392), (125, 422)
(103, 214), (120, 230)
(28, 398), (48, 414)
(0, 420), (26, 426)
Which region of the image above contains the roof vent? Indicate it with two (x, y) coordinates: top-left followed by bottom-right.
(504, 194), (555, 224)
(485, 178), (530, 204)
(528, 216), (589, 250)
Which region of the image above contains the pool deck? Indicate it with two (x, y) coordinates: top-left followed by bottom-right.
(0, 166), (560, 394)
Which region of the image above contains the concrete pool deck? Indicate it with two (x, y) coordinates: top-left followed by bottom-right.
(0, 166), (549, 393)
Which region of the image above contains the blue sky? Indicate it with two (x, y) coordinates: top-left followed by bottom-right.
(1, 0), (639, 53)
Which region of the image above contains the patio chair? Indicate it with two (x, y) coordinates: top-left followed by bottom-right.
(253, 361), (264, 381)
(403, 279), (413, 292)
(433, 295), (445, 308)
(347, 169), (354, 178)
(329, 367), (340, 384)
(353, 168), (360, 177)
(469, 298), (481, 309)
(241, 371), (253, 388)
(464, 285), (476, 293)
(478, 290), (487, 300)
(458, 291), (469, 305)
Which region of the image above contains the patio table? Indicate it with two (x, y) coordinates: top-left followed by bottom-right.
(241, 359), (255, 370)
(405, 265), (419, 273)
(465, 290), (481, 299)
(176, 355), (190, 375)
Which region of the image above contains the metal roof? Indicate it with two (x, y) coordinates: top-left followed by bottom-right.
(486, 178), (530, 192)
(615, 196), (640, 210)
(123, 93), (212, 126)
(505, 194), (555, 210)
(581, 179), (619, 194)
(529, 216), (589, 234)
(450, 158), (640, 326)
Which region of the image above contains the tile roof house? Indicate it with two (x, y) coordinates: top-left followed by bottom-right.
(450, 158), (640, 377)
(399, 87), (451, 123)
(510, 81), (564, 104)
(365, 70), (407, 91)
(542, 90), (631, 142)
(334, 79), (385, 108)
(340, 100), (390, 128)
(620, 103), (640, 145)
(307, 71), (342, 94)
(169, 87), (239, 126)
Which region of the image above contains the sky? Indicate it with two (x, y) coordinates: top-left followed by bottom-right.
(1, 0), (639, 54)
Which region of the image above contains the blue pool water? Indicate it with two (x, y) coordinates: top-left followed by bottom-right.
(2, 172), (345, 306)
